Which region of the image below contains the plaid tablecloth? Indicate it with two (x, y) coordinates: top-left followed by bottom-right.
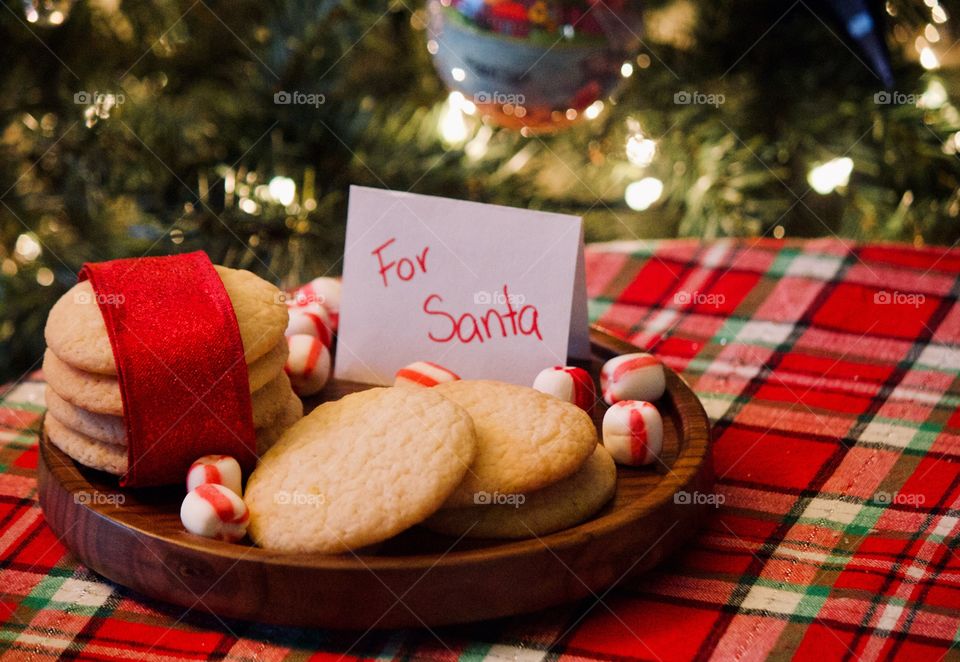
(1, 238), (959, 661)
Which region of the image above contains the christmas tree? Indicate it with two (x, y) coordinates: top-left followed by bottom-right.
(1, 0), (958, 382)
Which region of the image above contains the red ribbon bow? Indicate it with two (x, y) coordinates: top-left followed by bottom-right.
(80, 252), (257, 487)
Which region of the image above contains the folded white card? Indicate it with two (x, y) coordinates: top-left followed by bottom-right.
(335, 186), (588, 386)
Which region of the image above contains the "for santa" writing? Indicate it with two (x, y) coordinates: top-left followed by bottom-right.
(371, 237), (542, 345)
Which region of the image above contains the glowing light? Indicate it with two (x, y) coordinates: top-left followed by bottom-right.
(451, 67), (466, 82)
(920, 47), (940, 70)
(807, 157), (853, 194)
(626, 134), (657, 167)
(565, 108), (578, 121)
(460, 97), (477, 116)
(268, 176), (296, 206)
(48, 11), (64, 25)
(921, 79), (947, 109)
(625, 177), (663, 211)
(925, 24), (940, 42)
(15, 233), (41, 262)
(36, 267), (54, 286)
(932, 5), (947, 22)
(584, 100), (604, 121)
(239, 198), (259, 214)
(427, 40), (439, 54)
(439, 93), (469, 144)
(465, 126), (493, 160)
(621, 62), (634, 78)
(25, 8), (38, 22)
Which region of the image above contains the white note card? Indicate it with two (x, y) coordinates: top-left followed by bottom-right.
(335, 186), (589, 386)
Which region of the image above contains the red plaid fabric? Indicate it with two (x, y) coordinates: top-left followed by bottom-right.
(1, 238), (958, 661)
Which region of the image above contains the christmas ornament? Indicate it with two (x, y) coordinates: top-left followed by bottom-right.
(427, 0), (643, 132)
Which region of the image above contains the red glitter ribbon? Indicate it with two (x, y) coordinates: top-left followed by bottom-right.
(79, 252), (256, 487)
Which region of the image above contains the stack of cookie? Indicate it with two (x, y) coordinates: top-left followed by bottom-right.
(42, 265), (303, 476)
(422, 380), (616, 540)
(245, 380), (616, 553)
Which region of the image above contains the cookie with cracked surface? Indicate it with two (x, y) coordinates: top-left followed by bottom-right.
(423, 445), (616, 539)
(434, 380), (598, 509)
(245, 387), (477, 554)
(44, 265), (288, 374)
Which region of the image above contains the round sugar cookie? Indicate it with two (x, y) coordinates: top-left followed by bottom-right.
(433, 380), (598, 509)
(45, 406), (303, 476)
(256, 392), (304, 455)
(245, 387), (477, 554)
(44, 349), (294, 427)
(45, 386), (126, 445)
(243, 339), (289, 391)
(46, 384), (302, 448)
(44, 265), (288, 375)
(43, 336), (286, 413)
(45, 414), (127, 475)
(423, 445), (617, 539)
(252, 374), (301, 431)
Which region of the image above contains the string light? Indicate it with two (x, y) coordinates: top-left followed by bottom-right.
(919, 46), (940, 70)
(626, 133), (656, 167)
(584, 100), (604, 121)
(625, 177), (663, 211)
(807, 157), (853, 194)
(465, 125), (492, 160)
(36, 267), (54, 286)
(439, 92), (470, 145)
(921, 80), (947, 109)
(14, 233), (41, 262)
(621, 62), (634, 78)
(268, 176), (296, 206)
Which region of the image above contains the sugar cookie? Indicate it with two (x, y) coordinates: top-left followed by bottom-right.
(433, 380), (597, 509)
(45, 265), (288, 374)
(423, 445), (616, 539)
(245, 387), (477, 553)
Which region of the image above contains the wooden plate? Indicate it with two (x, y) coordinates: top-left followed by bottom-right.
(38, 326), (713, 629)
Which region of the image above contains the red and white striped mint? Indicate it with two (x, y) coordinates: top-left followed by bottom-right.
(394, 361), (460, 388)
(284, 334), (331, 396)
(602, 400), (663, 466)
(532, 366), (596, 411)
(289, 277), (341, 329)
(286, 302), (333, 347)
(180, 483), (249, 542)
(186, 455), (242, 496)
(600, 352), (665, 405)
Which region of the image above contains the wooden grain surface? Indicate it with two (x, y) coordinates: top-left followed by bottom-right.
(38, 326), (714, 629)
